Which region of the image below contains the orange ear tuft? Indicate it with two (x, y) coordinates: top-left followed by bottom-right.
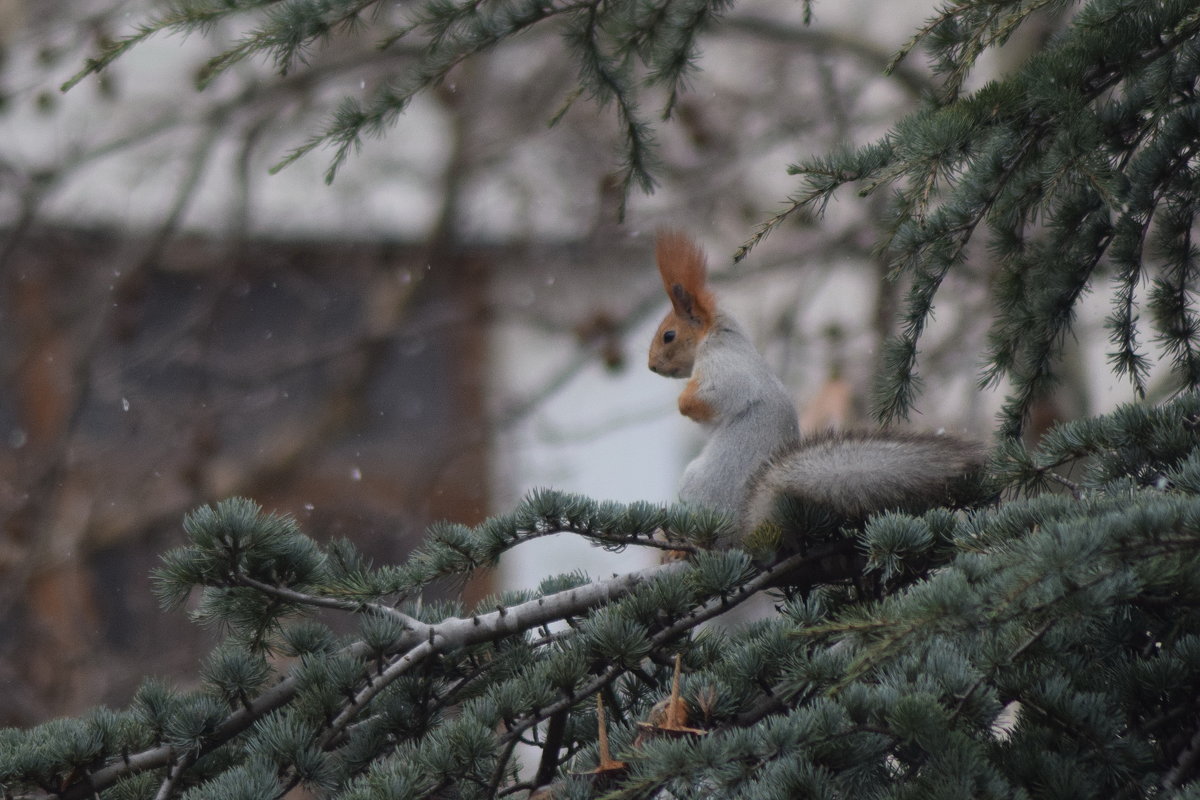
(656, 230), (716, 328)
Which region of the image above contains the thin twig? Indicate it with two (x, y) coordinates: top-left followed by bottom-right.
(317, 639), (436, 749)
(233, 573), (429, 633)
(151, 751), (194, 800)
(1163, 724), (1200, 791)
(950, 617), (1056, 723)
(1044, 471), (1084, 500)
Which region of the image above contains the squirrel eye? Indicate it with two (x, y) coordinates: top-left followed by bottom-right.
(662, 330), (676, 344)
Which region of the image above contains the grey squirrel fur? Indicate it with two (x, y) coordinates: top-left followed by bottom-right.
(742, 430), (986, 537)
(647, 230), (986, 544)
(676, 312), (801, 517)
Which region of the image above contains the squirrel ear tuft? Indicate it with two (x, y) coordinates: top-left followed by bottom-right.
(670, 283), (698, 321)
(657, 230), (715, 328)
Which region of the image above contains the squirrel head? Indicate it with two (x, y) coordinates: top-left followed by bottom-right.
(648, 230), (716, 378)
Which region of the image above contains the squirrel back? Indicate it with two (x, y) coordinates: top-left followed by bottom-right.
(743, 429), (988, 541)
(647, 230), (800, 515)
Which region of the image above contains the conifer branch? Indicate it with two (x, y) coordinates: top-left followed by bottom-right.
(35, 671), (302, 800)
(62, 1), (287, 92)
(742, 3), (1200, 426)
(1162, 725), (1200, 791)
(491, 544), (848, 762)
(949, 617), (1055, 723)
(15, 560), (686, 800)
(317, 638), (438, 749)
(151, 751), (194, 800)
(1043, 471), (1083, 499)
(889, 0), (1065, 100)
(723, 17), (935, 99)
(566, 0), (660, 216)
(873, 130), (1039, 425)
(196, 1), (373, 87)
(232, 573), (430, 632)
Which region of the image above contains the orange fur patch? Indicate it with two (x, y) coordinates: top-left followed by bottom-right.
(678, 375), (715, 422)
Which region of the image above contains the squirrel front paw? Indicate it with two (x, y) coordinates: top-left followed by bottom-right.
(678, 375), (716, 422)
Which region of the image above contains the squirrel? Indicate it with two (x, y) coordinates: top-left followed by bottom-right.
(649, 230), (802, 520)
(647, 230), (986, 549)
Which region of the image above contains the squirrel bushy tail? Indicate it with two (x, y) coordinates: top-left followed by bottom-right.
(742, 430), (988, 544)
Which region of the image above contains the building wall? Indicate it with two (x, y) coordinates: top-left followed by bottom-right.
(0, 229), (492, 722)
